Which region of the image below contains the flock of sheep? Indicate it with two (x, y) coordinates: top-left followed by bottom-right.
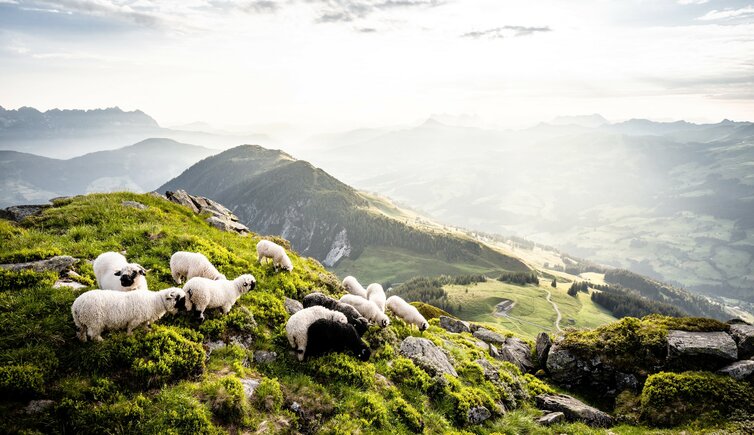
(70, 239), (428, 362)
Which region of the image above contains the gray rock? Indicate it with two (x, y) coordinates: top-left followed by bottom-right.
(166, 189), (249, 235)
(498, 337), (534, 373)
(467, 406), (491, 425)
(165, 189), (200, 213)
(240, 378), (261, 400)
(475, 358), (500, 382)
(717, 360), (754, 381)
(537, 411), (565, 426)
(24, 399), (55, 414)
(0, 255), (78, 274)
(545, 344), (583, 385)
(488, 343), (500, 359)
(0, 204), (51, 222)
(439, 316), (471, 333)
(667, 330), (738, 367)
(121, 200), (147, 210)
(473, 327), (506, 345)
(205, 340), (226, 355)
(535, 394), (613, 427)
(254, 350), (278, 364)
(730, 324), (754, 359)
(399, 336), (457, 377)
(53, 279), (88, 290)
(536, 332), (552, 367)
(284, 297), (303, 315)
(615, 372), (639, 392)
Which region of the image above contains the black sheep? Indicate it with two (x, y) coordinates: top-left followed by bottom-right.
(305, 318), (371, 361)
(303, 292), (370, 336)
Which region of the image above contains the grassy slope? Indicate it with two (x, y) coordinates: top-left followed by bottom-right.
(444, 279), (616, 340)
(0, 193), (743, 434)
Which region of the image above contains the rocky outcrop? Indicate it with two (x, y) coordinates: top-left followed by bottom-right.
(473, 328), (506, 345)
(667, 330), (737, 369)
(0, 204), (51, 222)
(545, 343), (620, 395)
(729, 324), (754, 359)
(0, 255), (78, 273)
(467, 406), (491, 425)
(254, 350), (278, 364)
(439, 316), (471, 334)
(535, 332), (552, 367)
(497, 337), (534, 373)
(717, 360), (754, 381)
(165, 190), (249, 235)
(399, 336), (457, 377)
(535, 394), (613, 427)
(284, 297), (303, 315)
(322, 229), (351, 267)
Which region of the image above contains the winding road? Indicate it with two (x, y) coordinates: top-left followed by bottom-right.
(545, 289), (563, 332)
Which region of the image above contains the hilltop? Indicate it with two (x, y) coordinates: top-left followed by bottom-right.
(0, 192), (752, 434)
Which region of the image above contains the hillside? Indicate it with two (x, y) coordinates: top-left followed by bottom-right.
(1, 193), (752, 434)
(159, 145), (529, 283)
(0, 139), (218, 208)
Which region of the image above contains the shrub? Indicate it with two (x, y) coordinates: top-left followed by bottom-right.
(640, 371), (754, 427)
(523, 373), (555, 396)
(0, 247), (62, 264)
(355, 393), (388, 427)
(0, 364), (44, 396)
(204, 376), (249, 424)
(389, 396), (423, 432)
(143, 387), (221, 435)
(0, 270), (57, 292)
(310, 353), (375, 388)
(436, 374), (497, 426)
(245, 291), (287, 326)
(252, 377), (283, 412)
(387, 357), (431, 392)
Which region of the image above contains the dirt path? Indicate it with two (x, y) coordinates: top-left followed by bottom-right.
(545, 289), (563, 332)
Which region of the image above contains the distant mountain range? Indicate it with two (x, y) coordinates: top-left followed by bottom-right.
(0, 138), (217, 207)
(159, 145), (529, 283)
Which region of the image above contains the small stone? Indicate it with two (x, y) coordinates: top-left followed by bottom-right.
(717, 360), (754, 381)
(254, 350), (278, 364)
(475, 358), (500, 382)
(467, 406), (491, 425)
(399, 336), (457, 377)
(497, 337), (534, 373)
(536, 332), (552, 367)
(284, 297), (303, 315)
(488, 344), (500, 358)
(205, 340), (225, 354)
(121, 200), (147, 210)
(537, 412), (565, 426)
(473, 327), (506, 344)
(0, 255), (78, 274)
(535, 394), (613, 427)
(0, 204), (51, 222)
(439, 315), (471, 333)
(240, 378), (261, 400)
(53, 279), (88, 290)
(24, 399), (55, 414)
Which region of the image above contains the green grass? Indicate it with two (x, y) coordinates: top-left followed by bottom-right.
(444, 279), (616, 340)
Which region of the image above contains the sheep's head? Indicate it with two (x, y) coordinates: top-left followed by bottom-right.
(162, 288), (185, 314)
(380, 317), (390, 328)
(114, 264), (147, 288)
(357, 345), (371, 362)
(354, 318), (369, 336)
(235, 274), (256, 293)
(419, 321), (429, 332)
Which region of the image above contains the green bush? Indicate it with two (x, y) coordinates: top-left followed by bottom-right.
(640, 371), (754, 426)
(55, 394), (148, 434)
(436, 374), (497, 426)
(0, 364), (44, 396)
(252, 377), (283, 412)
(387, 357), (431, 392)
(0, 247), (62, 264)
(523, 373), (555, 396)
(310, 353), (375, 388)
(389, 396), (423, 432)
(0, 270), (57, 292)
(355, 392), (389, 427)
(204, 376), (249, 424)
(143, 387), (221, 435)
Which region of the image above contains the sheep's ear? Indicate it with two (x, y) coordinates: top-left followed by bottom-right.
(114, 271), (122, 276)
(139, 267), (148, 276)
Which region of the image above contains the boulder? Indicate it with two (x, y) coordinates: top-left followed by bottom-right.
(729, 324), (754, 359)
(0, 204), (50, 222)
(254, 350), (278, 364)
(284, 297), (303, 315)
(615, 372), (639, 392)
(399, 336), (457, 377)
(545, 344), (583, 386)
(439, 315), (471, 333)
(475, 358), (500, 382)
(537, 411), (565, 426)
(165, 189), (250, 235)
(667, 330), (738, 369)
(717, 360), (754, 381)
(206, 216), (250, 234)
(497, 337), (534, 373)
(0, 255), (78, 274)
(121, 200), (147, 210)
(467, 406), (491, 425)
(535, 394), (613, 427)
(535, 332), (552, 367)
(473, 327), (506, 345)
(165, 189), (200, 213)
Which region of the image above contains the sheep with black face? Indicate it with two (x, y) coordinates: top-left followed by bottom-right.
(183, 274), (256, 321)
(93, 251), (148, 291)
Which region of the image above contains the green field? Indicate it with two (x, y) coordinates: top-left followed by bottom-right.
(444, 279), (616, 340)
(332, 244), (516, 285)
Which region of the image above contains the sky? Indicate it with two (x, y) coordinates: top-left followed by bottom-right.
(1, 0), (753, 133)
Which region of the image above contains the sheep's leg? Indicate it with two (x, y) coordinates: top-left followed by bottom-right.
(77, 325), (88, 342)
(222, 304), (232, 314)
(172, 270), (182, 284)
(88, 326), (103, 342)
(126, 320), (141, 335)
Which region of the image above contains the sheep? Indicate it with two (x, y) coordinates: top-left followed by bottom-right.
(302, 292), (370, 336)
(342, 276), (368, 298)
(93, 251), (148, 291)
(286, 306), (348, 361)
(183, 274), (256, 321)
(366, 283), (386, 312)
(339, 294), (390, 328)
(305, 319), (371, 361)
(170, 251), (226, 284)
(71, 288), (185, 342)
(386, 295), (429, 331)
(256, 240), (293, 272)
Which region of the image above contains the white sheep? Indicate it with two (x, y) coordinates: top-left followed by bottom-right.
(93, 251), (148, 291)
(256, 240), (293, 272)
(71, 288), (185, 342)
(286, 306), (348, 361)
(386, 295), (429, 331)
(342, 276), (368, 298)
(182, 274), (256, 320)
(170, 251), (226, 284)
(340, 294), (390, 328)
(366, 283), (386, 312)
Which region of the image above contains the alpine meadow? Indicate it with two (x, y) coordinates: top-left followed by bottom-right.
(1, 1), (753, 434)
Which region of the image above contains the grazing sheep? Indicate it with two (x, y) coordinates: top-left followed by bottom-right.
(71, 288), (185, 342)
(183, 274), (256, 321)
(303, 292), (369, 336)
(286, 306), (348, 361)
(305, 319), (371, 361)
(366, 283), (386, 312)
(256, 240), (293, 272)
(93, 251), (148, 291)
(170, 251), (226, 284)
(339, 294), (390, 328)
(342, 276), (368, 298)
(386, 295), (429, 331)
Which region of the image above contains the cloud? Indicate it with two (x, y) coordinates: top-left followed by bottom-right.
(311, 0), (443, 24)
(698, 6), (754, 21)
(461, 25), (551, 39)
(677, 0), (708, 5)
